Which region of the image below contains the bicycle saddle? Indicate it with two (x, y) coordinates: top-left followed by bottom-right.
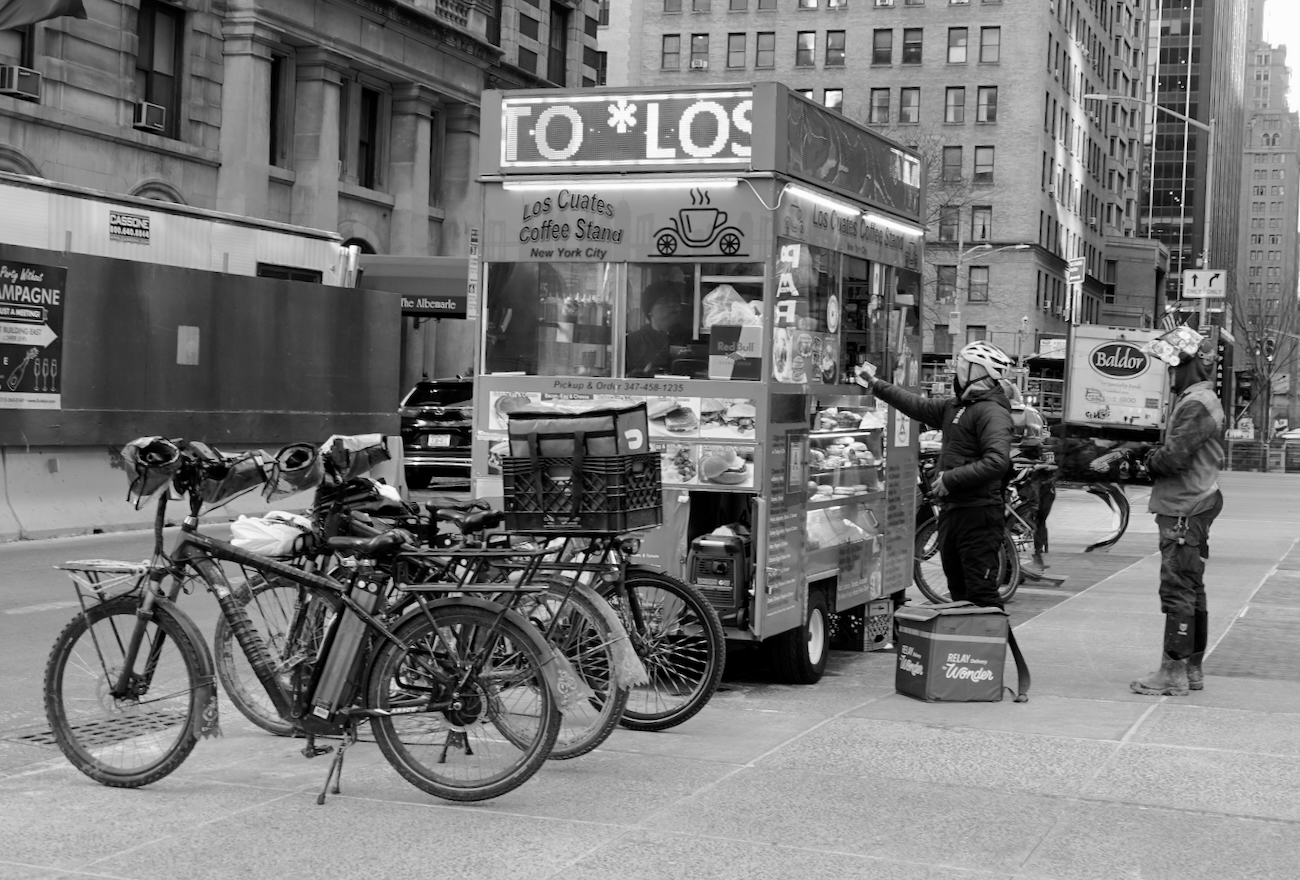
(324, 530), (408, 557)
(433, 508), (505, 534)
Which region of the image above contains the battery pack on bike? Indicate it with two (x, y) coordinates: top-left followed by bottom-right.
(894, 602), (1030, 703)
(307, 565), (383, 724)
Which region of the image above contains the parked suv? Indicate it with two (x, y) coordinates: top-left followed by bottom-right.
(399, 377), (473, 489)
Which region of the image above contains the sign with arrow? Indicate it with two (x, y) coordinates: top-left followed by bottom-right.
(1182, 268), (1226, 299)
(0, 259), (65, 410)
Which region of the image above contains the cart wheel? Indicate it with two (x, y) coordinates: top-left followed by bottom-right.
(719, 232), (741, 255)
(656, 233), (678, 255)
(767, 588), (830, 684)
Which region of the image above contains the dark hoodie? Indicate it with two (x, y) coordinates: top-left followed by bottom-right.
(865, 376), (1014, 508)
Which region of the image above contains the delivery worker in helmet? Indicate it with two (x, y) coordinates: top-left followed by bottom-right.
(1123, 325), (1225, 695)
(1001, 377), (1055, 570)
(856, 340), (1016, 608)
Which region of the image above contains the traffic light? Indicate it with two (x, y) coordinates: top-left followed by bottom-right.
(1264, 337), (1276, 360)
(1238, 373), (1254, 403)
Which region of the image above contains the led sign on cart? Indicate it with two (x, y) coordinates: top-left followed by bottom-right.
(500, 91), (753, 169)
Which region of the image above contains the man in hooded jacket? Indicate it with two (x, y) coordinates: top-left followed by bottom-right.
(856, 340), (1016, 608)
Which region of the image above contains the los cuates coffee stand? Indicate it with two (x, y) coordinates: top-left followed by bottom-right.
(471, 83), (926, 684)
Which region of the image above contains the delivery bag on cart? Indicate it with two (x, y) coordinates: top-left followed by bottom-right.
(507, 401), (650, 460)
(894, 602), (1030, 702)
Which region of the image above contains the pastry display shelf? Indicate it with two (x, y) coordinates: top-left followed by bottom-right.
(809, 429), (882, 439)
(806, 489), (885, 510)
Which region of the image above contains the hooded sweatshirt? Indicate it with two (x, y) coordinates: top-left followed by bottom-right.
(865, 376), (1014, 508)
(1146, 379), (1224, 516)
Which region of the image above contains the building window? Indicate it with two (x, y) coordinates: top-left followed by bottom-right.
(873, 29), (892, 64)
(727, 33), (745, 67)
(945, 87), (965, 123)
(795, 88), (814, 98)
(966, 325), (988, 344)
(979, 27), (1000, 62)
(756, 32), (775, 67)
(796, 31), (815, 66)
(939, 207), (958, 241)
(869, 88), (890, 124)
(903, 28), (922, 63)
(518, 47), (537, 72)
(974, 145), (994, 182)
(268, 54), (292, 167)
(937, 265), (956, 300)
(899, 87), (920, 123)
(824, 88), (843, 110)
(799, 0), (817, 6)
(694, 0), (712, 9)
(758, 0), (777, 8)
(664, 0), (681, 10)
(947, 28), (967, 63)
(825, 30), (845, 66)
(596, 51), (608, 84)
(662, 35), (681, 68)
(428, 108), (445, 207)
(691, 34), (709, 66)
(977, 86), (997, 122)
(135, 0), (184, 139)
(549, 3), (569, 85)
(942, 146), (962, 182)
(520, 14), (540, 40)
(968, 267), (989, 302)
(357, 87), (382, 189)
(599, 0), (610, 24)
(971, 205), (991, 241)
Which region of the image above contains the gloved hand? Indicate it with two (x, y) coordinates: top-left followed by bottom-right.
(853, 361), (879, 388)
(1143, 446), (1164, 477)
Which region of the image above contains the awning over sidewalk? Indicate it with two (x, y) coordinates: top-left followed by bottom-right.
(357, 255), (470, 319)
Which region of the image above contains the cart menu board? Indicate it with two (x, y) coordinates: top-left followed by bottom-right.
(0, 258), (65, 410)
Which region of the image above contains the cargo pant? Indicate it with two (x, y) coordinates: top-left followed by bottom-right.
(1155, 490), (1224, 617)
(938, 504), (1006, 609)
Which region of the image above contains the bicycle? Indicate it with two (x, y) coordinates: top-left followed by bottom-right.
(44, 439), (567, 803)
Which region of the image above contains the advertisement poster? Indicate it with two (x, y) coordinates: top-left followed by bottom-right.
(0, 259), (65, 410)
(1063, 327), (1167, 430)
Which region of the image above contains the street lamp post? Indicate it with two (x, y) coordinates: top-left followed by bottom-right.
(949, 242), (1030, 355)
(1083, 93), (1216, 328)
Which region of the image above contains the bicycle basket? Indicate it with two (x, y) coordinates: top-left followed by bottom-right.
(264, 443), (324, 500)
(122, 436), (182, 509)
(199, 449), (271, 505)
(320, 433), (391, 480)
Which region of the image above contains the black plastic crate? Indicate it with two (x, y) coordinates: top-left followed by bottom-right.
(502, 453), (663, 532)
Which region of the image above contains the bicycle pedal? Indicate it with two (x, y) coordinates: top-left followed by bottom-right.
(301, 743), (334, 759)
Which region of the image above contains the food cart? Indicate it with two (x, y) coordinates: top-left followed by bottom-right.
(470, 83), (926, 683)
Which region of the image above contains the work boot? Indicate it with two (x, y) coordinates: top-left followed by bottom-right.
(1130, 612), (1194, 696)
(1130, 655), (1190, 696)
(1186, 652), (1204, 690)
(1188, 609), (1209, 690)
(1032, 552), (1048, 569)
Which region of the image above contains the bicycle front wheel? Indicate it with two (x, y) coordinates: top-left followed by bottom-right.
(368, 603), (560, 802)
(608, 570), (725, 732)
(914, 521), (1019, 604)
(513, 578), (629, 760)
(44, 597), (203, 787)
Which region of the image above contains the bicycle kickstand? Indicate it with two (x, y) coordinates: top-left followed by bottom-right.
(316, 723), (357, 806)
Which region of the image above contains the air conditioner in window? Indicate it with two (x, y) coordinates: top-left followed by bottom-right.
(133, 101), (166, 133)
(1047, 186), (1056, 197)
(0, 65), (41, 101)
(690, 59), (708, 69)
(1089, 216), (1099, 227)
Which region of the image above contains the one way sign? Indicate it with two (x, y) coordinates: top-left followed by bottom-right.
(1182, 269), (1226, 298)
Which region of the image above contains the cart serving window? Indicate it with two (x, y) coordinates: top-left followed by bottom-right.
(473, 83), (926, 684)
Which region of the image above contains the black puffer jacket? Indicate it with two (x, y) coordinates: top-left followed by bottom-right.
(868, 377), (1014, 508)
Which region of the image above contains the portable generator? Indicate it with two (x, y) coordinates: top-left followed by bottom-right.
(688, 532), (752, 625)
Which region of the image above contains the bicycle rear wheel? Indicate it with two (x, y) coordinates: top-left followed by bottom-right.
(44, 597), (203, 787)
(368, 603), (560, 802)
(914, 521), (1020, 604)
(513, 578), (629, 760)
(607, 570), (725, 732)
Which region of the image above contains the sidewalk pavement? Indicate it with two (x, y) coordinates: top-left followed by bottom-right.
(3, 473), (1299, 880)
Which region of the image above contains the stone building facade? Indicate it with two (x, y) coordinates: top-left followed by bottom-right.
(0, 0), (601, 389)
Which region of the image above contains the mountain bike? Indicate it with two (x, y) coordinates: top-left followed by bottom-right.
(44, 442), (565, 803)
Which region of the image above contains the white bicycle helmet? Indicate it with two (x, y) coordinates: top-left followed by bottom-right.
(958, 340), (1015, 380)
